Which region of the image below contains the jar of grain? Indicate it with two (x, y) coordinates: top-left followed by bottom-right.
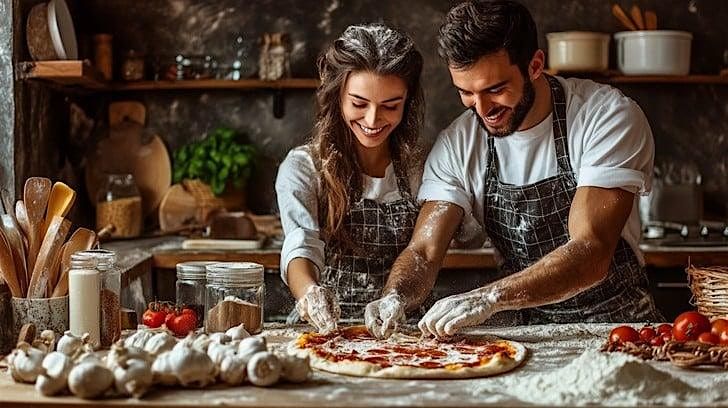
(96, 173), (142, 238)
(205, 262), (264, 334)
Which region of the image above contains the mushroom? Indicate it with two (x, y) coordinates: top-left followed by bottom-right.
(68, 361), (114, 399)
(113, 358), (153, 398)
(247, 351), (282, 387)
(219, 354), (248, 386)
(237, 336), (267, 363)
(35, 352), (72, 396)
(8, 342), (45, 383)
(151, 343), (217, 387)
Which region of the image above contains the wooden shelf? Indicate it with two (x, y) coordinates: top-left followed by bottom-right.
(545, 69), (728, 84)
(111, 78), (320, 91)
(16, 60), (106, 89)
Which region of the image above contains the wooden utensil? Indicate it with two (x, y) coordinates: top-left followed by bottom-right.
(612, 4), (637, 31)
(0, 227), (21, 297)
(645, 10), (658, 30)
(15, 200), (31, 243)
(630, 5), (645, 30)
(1, 215), (28, 296)
(51, 228), (96, 298)
(26, 215), (70, 298)
(23, 177), (52, 274)
(158, 184), (199, 232)
(40, 182), (76, 239)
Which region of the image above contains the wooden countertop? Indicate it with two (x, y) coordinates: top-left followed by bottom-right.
(103, 236), (728, 271)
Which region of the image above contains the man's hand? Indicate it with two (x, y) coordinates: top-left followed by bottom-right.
(365, 292), (407, 339)
(418, 287), (500, 338)
(295, 285), (341, 334)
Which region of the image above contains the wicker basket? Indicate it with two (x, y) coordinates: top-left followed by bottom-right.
(687, 264), (728, 319)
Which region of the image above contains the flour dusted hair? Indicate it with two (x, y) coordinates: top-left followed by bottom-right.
(310, 23), (424, 246)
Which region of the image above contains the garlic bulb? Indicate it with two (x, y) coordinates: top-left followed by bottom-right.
(35, 352), (72, 396)
(247, 351), (281, 387)
(237, 336), (267, 363)
(57, 331), (91, 357)
(8, 343), (46, 383)
(143, 332), (177, 356)
(225, 323), (250, 341)
(207, 342), (237, 366)
(68, 362), (114, 399)
(209, 332), (231, 345)
(219, 354), (247, 386)
(191, 333), (211, 352)
(105, 343), (152, 369)
(278, 353), (311, 383)
(113, 358), (153, 398)
(32, 330), (57, 353)
(152, 345), (217, 387)
(123, 330), (156, 349)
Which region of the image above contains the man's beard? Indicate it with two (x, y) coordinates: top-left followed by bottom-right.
(477, 78), (536, 138)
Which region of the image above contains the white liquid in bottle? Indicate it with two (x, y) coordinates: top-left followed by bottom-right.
(68, 254), (100, 346)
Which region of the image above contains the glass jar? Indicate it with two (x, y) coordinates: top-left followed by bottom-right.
(176, 261), (216, 327)
(96, 173), (143, 238)
(68, 252), (100, 347)
(78, 249), (120, 348)
(205, 262), (264, 334)
(121, 49), (146, 81)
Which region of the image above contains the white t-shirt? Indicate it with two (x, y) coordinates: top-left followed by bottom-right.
(418, 76), (654, 264)
(276, 146), (421, 283)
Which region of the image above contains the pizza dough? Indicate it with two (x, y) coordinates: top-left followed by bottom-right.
(290, 326), (527, 379)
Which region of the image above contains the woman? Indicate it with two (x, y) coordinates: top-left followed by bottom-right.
(275, 23), (424, 333)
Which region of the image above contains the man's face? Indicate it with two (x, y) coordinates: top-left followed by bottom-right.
(449, 50), (535, 137)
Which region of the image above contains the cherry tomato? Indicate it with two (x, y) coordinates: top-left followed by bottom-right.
(697, 332), (719, 345)
(661, 333), (673, 343)
(710, 318), (728, 337)
(609, 325), (640, 344)
(639, 326), (657, 341)
(656, 323), (673, 337)
(142, 309), (166, 328)
(673, 311), (711, 342)
(650, 335), (665, 346)
(166, 311), (198, 337)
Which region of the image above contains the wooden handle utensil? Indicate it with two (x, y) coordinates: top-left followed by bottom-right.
(0, 227), (21, 297)
(630, 5), (645, 30)
(51, 228), (97, 298)
(23, 177), (52, 274)
(40, 182), (76, 240)
(612, 4), (637, 31)
(27, 215), (70, 298)
(645, 10), (657, 30)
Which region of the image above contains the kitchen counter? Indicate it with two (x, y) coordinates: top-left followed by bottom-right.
(2, 323), (727, 407)
(103, 236), (728, 270)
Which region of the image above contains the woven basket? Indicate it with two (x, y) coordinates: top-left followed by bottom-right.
(687, 264), (728, 319)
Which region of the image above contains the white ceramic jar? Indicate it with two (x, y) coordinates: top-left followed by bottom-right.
(614, 30), (692, 75)
(546, 31), (610, 72)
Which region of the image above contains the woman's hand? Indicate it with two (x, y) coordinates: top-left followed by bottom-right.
(295, 285), (341, 334)
(365, 292), (407, 339)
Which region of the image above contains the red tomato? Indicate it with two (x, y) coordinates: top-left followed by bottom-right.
(639, 326), (657, 341)
(673, 311), (711, 342)
(181, 307), (196, 316)
(650, 335), (665, 346)
(721, 330), (728, 346)
(656, 323), (672, 337)
(710, 318), (728, 337)
(697, 332), (719, 345)
(661, 333), (673, 343)
(609, 325), (640, 344)
(166, 311), (197, 337)
(142, 303), (167, 328)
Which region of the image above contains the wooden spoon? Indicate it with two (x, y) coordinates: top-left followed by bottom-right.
(23, 177), (52, 274)
(0, 227), (21, 297)
(27, 215), (70, 298)
(612, 4), (637, 31)
(630, 5), (645, 30)
(15, 200), (30, 244)
(645, 10), (657, 30)
(40, 182), (76, 240)
(1, 215), (28, 296)
(51, 228), (96, 298)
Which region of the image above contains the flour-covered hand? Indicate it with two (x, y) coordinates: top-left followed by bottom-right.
(364, 292), (407, 339)
(296, 285), (341, 334)
(418, 288), (500, 338)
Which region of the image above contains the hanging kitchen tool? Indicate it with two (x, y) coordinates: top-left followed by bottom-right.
(27, 215), (71, 298)
(50, 228), (96, 298)
(23, 177), (52, 274)
(612, 4), (637, 31)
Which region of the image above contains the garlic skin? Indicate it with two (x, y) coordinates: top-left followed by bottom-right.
(247, 351), (281, 387)
(143, 332), (177, 356)
(237, 336), (267, 363)
(278, 353), (311, 383)
(152, 344), (217, 387)
(225, 323), (250, 341)
(8, 343), (46, 383)
(219, 354), (248, 386)
(207, 342), (237, 366)
(68, 362), (114, 399)
(113, 358), (153, 398)
(35, 352), (72, 396)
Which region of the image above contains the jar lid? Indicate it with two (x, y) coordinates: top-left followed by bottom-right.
(206, 262), (264, 285)
(74, 249), (116, 270)
(177, 261), (217, 280)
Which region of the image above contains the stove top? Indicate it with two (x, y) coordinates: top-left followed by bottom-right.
(642, 221), (728, 247)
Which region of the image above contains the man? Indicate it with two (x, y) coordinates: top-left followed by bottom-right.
(364, 0), (663, 339)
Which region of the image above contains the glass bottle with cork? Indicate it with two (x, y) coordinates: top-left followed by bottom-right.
(205, 262), (264, 334)
(176, 261), (216, 327)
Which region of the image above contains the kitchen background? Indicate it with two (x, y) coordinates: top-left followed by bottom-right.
(2, 0), (728, 320)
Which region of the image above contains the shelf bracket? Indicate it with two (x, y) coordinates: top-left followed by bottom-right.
(272, 89), (285, 118)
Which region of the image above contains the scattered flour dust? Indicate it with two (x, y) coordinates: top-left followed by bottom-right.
(488, 350), (725, 406)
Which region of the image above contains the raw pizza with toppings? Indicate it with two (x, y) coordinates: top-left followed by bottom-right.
(290, 325), (527, 379)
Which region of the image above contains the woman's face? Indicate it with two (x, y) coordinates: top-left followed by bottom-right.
(341, 71), (408, 151)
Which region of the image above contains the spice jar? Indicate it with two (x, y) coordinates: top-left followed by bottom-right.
(96, 173), (143, 238)
(93, 34), (113, 80)
(68, 252), (100, 347)
(205, 262), (264, 334)
(121, 49), (145, 81)
(176, 261), (216, 327)
(93, 249), (121, 348)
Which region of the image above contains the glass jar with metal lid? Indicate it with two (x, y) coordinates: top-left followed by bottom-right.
(205, 262), (264, 334)
(74, 249), (120, 348)
(176, 261), (216, 327)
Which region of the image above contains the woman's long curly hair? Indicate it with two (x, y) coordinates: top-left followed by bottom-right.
(310, 23), (424, 247)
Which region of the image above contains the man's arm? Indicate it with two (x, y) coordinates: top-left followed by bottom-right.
(419, 186), (633, 337)
(385, 201), (464, 310)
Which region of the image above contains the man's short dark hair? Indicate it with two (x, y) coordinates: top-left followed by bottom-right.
(438, 0), (538, 75)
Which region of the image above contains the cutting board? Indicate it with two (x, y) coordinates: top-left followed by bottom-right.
(182, 236), (266, 250)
